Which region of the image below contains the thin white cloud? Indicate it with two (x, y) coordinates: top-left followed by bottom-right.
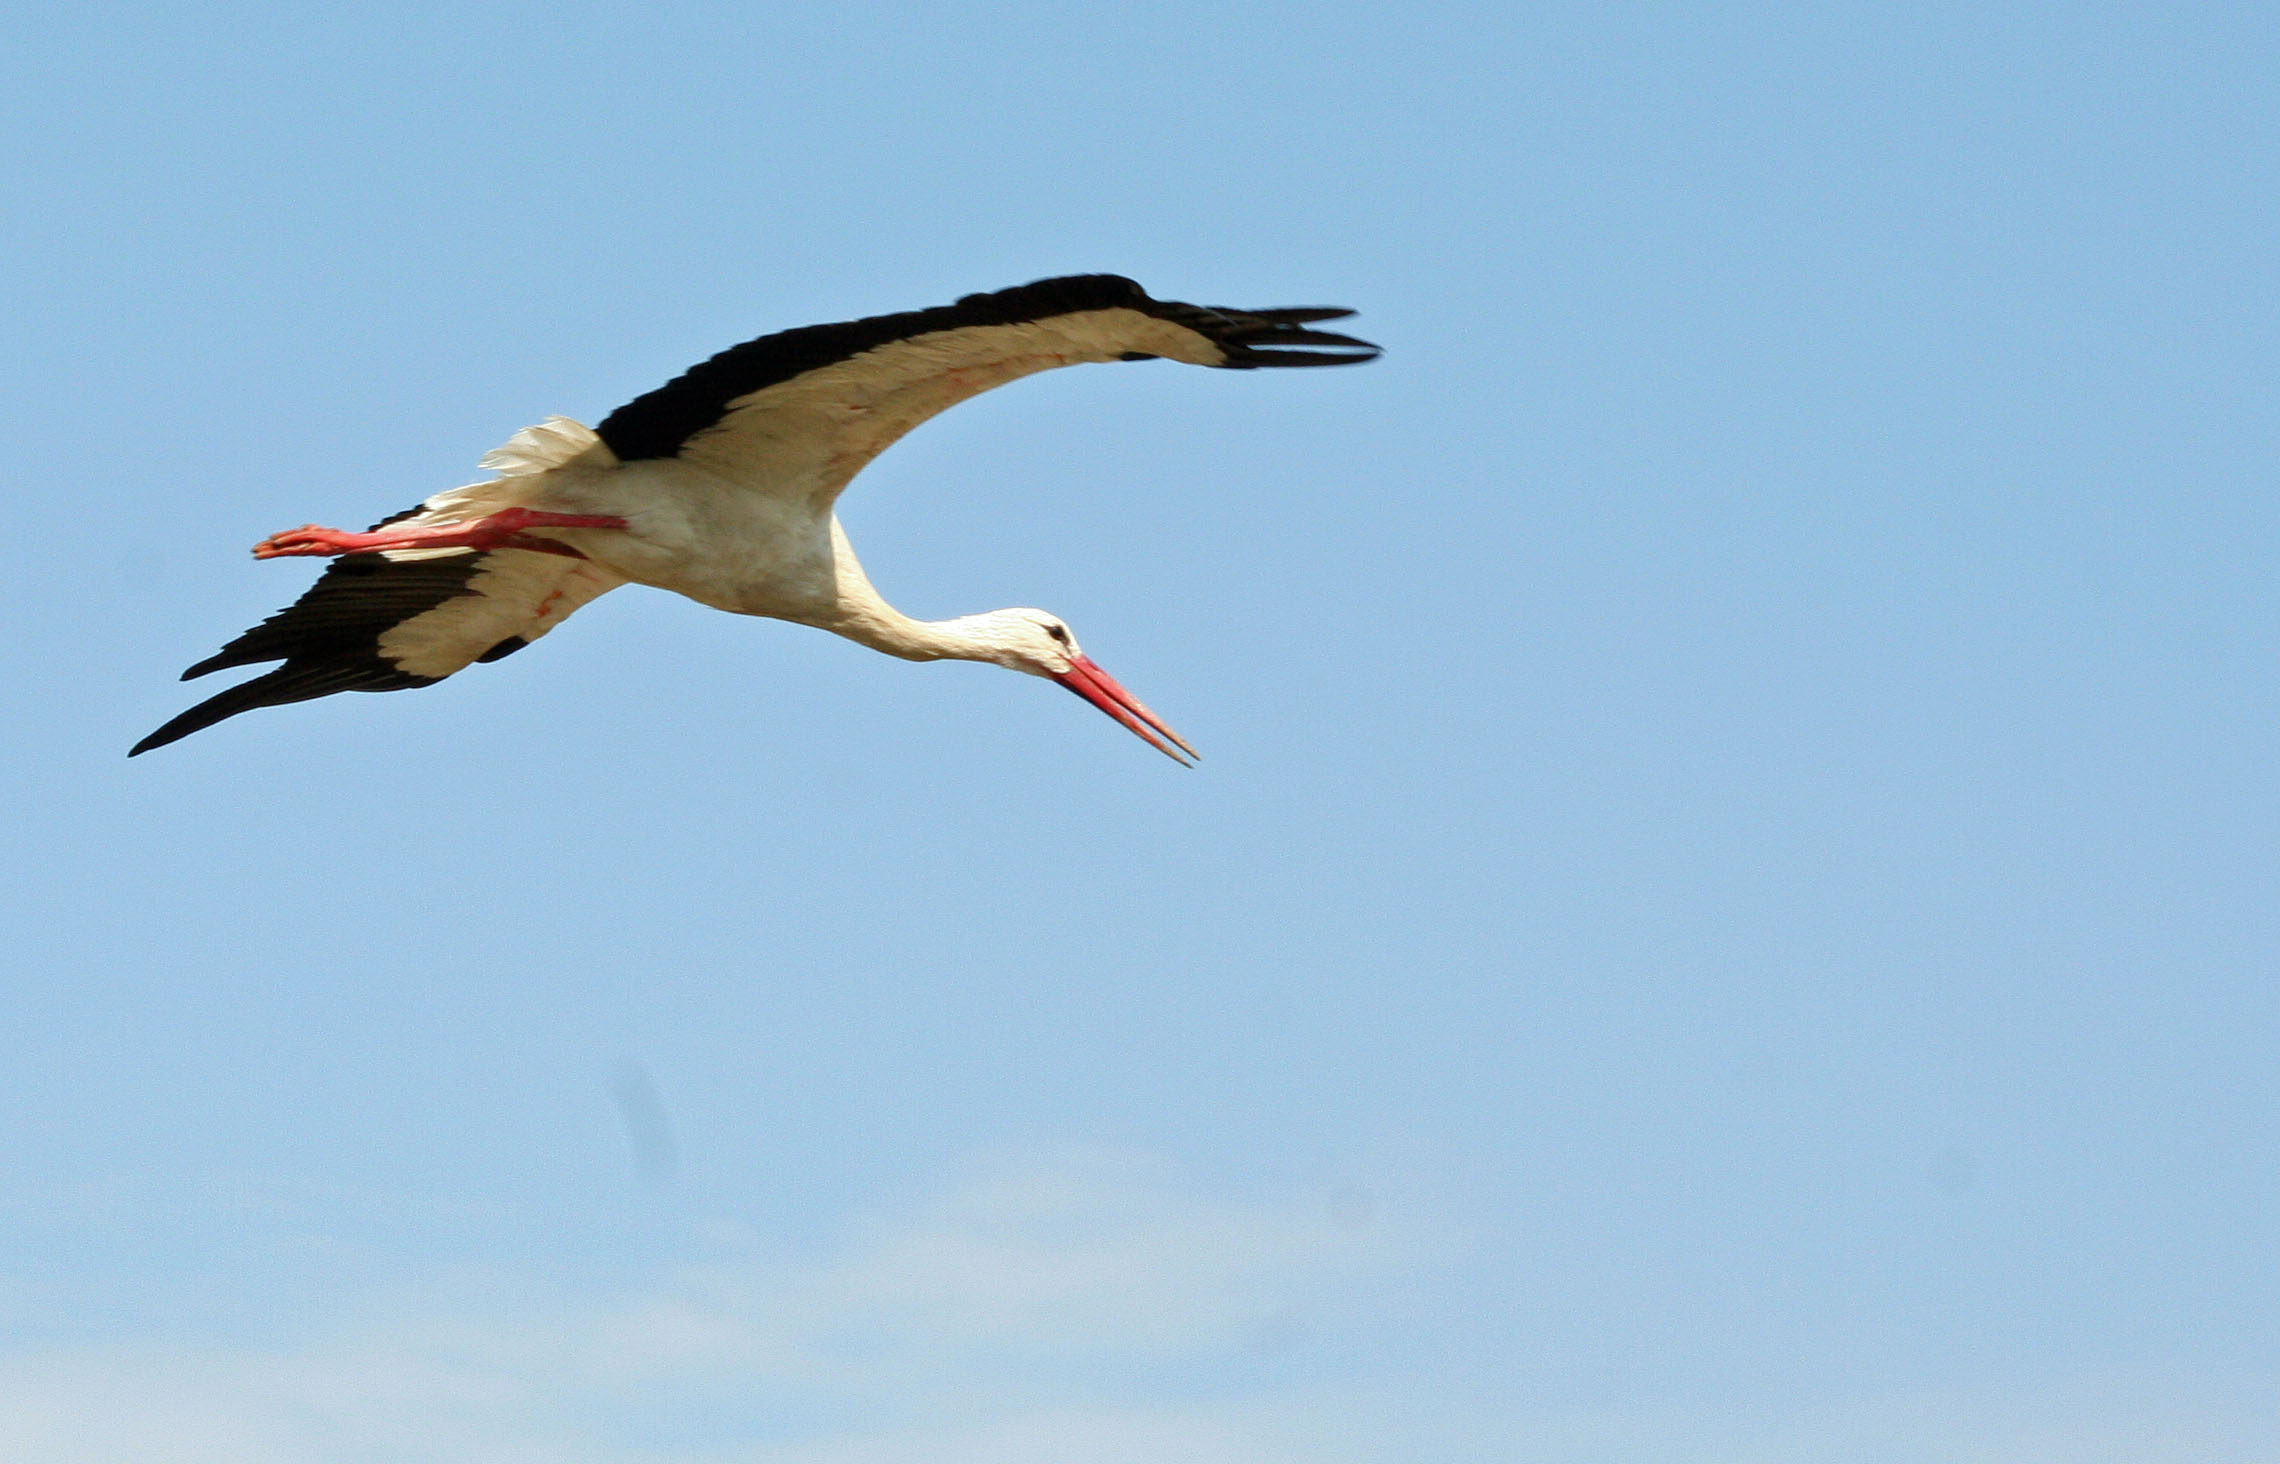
(0, 1149), (1403, 1464)
(726, 1149), (1384, 1364)
(5, 1150), (2270, 1464)
(727, 1405), (1331, 1464)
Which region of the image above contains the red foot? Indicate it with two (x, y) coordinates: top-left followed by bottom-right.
(252, 508), (628, 560)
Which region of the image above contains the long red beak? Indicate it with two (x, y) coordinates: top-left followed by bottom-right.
(1053, 654), (1199, 766)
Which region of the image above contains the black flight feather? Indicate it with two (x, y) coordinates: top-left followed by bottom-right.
(130, 507), (486, 756)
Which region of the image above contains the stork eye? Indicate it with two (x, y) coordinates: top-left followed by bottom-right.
(1045, 624), (1071, 645)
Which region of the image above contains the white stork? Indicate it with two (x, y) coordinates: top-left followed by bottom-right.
(132, 275), (1379, 761)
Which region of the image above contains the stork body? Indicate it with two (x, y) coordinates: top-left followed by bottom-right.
(133, 275), (1378, 759)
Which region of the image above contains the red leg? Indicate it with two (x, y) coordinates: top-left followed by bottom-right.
(253, 507), (628, 560)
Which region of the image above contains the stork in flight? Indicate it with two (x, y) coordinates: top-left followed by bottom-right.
(132, 274), (1379, 761)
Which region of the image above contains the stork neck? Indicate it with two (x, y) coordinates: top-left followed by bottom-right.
(813, 519), (1003, 664)
(825, 601), (998, 662)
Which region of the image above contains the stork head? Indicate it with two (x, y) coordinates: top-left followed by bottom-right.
(954, 608), (1198, 766)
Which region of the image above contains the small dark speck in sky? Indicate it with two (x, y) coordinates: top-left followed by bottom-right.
(609, 1060), (679, 1188)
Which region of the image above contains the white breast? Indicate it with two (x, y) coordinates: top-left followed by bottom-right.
(531, 457), (843, 618)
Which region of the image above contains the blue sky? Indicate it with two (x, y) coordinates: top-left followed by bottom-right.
(5, 2), (2277, 1459)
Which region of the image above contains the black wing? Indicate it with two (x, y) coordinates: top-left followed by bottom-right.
(132, 511), (623, 756)
(592, 273), (1381, 466)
